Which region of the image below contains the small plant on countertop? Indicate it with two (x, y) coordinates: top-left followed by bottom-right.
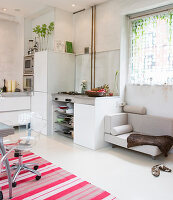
(81, 80), (87, 94)
(102, 84), (110, 95)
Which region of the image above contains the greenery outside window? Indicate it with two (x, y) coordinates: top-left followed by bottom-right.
(129, 10), (173, 85)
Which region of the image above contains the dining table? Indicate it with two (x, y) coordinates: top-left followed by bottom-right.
(0, 122), (14, 199)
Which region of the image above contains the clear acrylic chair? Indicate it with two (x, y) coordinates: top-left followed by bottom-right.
(7, 113), (41, 187)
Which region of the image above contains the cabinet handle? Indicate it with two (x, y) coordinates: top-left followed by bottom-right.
(55, 98), (59, 101)
(65, 99), (71, 102)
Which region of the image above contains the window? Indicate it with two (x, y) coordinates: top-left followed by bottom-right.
(129, 11), (173, 85)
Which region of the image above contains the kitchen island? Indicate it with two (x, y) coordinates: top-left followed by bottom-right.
(0, 92), (31, 126)
(52, 93), (121, 150)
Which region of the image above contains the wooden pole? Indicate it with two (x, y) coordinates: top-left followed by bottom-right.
(91, 6), (94, 90)
(94, 5), (96, 89)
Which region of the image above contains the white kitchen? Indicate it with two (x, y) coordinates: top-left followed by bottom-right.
(1, 0), (173, 200)
(0, 1), (121, 148)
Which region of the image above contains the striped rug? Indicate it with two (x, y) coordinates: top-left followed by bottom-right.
(0, 152), (117, 200)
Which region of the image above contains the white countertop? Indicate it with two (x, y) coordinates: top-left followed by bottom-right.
(52, 93), (120, 105)
(0, 92), (31, 97)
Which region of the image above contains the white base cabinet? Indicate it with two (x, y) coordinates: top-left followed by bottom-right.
(74, 97), (121, 150)
(0, 96), (31, 126)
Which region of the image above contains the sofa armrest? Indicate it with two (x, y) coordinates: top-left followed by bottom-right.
(104, 113), (128, 133)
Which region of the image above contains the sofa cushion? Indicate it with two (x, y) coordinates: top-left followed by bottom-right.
(105, 113), (128, 133)
(111, 124), (133, 136)
(128, 113), (173, 137)
(124, 105), (146, 115)
(105, 132), (162, 156)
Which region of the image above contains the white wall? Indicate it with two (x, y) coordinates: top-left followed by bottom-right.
(73, 0), (121, 55)
(73, 0), (121, 92)
(95, 0), (121, 52)
(0, 16), (24, 90)
(73, 9), (91, 55)
(54, 8), (73, 45)
(126, 85), (173, 118)
(24, 18), (32, 55)
(119, 0), (173, 15)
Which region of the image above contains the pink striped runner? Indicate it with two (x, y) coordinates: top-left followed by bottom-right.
(0, 152), (117, 200)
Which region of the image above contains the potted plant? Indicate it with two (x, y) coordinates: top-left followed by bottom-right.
(33, 22), (54, 51)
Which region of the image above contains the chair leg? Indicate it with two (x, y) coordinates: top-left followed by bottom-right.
(12, 166), (22, 183)
(112, 144), (117, 148)
(23, 166), (41, 176)
(24, 163), (38, 167)
(151, 156), (156, 160)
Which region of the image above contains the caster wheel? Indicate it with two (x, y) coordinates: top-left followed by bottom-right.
(11, 164), (16, 169)
(34, 165), (39, 170)
(12, 182), (17, 188)
(35, 175), (41, 181)
(14, 152), (20, 158)
(0, 191), (3, 200)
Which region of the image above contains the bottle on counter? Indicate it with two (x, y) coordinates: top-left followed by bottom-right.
(12, 80), (16, 92)
(2, 79), (7, 92)
(7, 80), (12, 92)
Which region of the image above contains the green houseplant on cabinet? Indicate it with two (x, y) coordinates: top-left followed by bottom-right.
(33, 22), (54, 51)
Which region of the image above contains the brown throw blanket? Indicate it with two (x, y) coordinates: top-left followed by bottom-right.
(127, 134), (173, 157)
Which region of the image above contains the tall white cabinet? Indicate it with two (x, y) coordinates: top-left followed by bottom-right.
(31, 51), (75, 135)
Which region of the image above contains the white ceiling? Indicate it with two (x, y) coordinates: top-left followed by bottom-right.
(0, 0), (110, 17)
(38, 0), (110, 12)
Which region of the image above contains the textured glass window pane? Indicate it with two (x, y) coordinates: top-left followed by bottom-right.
(129, 12), (173, 85)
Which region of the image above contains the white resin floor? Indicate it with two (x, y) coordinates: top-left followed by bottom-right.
(9, 130), (173, 200)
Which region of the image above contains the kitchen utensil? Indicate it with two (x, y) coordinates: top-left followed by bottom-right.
(7, 80), (12, 92)
(57, 118), (65, 123)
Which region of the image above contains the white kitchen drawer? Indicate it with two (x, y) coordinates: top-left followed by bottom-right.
(0, 97), (30, 112)
(0, 110), (30, 126)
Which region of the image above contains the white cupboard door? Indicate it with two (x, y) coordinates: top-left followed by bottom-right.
(0, 97), (30, 112)
(31, 92), (47, 120)
(34, 51), (47, 92)
(74, 103), (95, 150)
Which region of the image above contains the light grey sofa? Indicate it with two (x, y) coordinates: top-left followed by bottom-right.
(104, 110), (173, 158)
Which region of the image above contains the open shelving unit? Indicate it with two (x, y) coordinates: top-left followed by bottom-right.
(53, 99), (74, 139)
